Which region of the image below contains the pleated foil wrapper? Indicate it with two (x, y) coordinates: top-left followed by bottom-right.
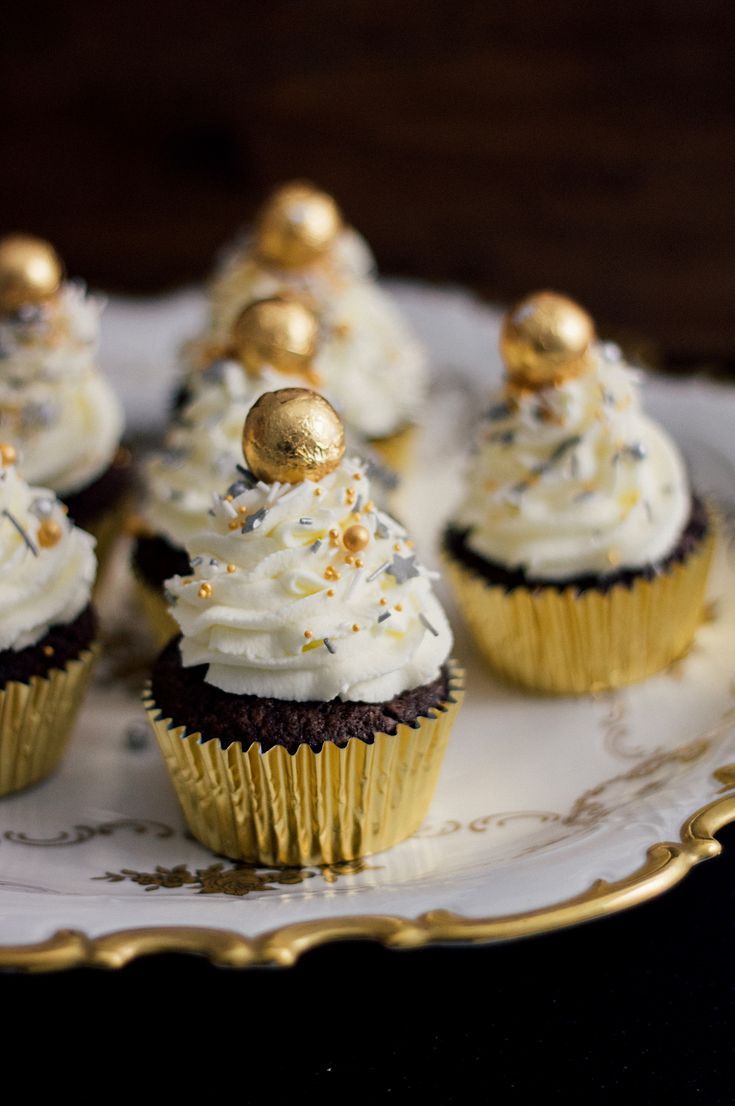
(0, 645), (98, 796)
(143, 663), (464, 866)
(445, 521), (716, 695)
(369, 424), (416, 477)
(133, 575), (178, 652)
(84, 499), (132, 593)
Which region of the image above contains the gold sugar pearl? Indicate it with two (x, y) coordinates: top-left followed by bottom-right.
(198, 582), (213, 599)
(344, 554), (355, 566)
(353, 472), (362, 480)
(354, 558), (364, 568)
(304, 629), (313, 639)
(228, 518), (241, 530)
(227, 564), (237, 574)
(314, 487), (322, 496)
(0, 443), (17, 466)
(37, 519), (62, 548)
(225, 494), (234, 502)
(329, 527), (342, 546)
(326, 588), (335, 597)
(238, 505), (248, 515)
(352, 624), (360, 633)
(342, 523), (370, 554)
(379, 597), (388, 606)
(393, 542), (402, 552)
(394, 603), (403, 612)
(364, 501), (375, 513)
(42, 645), (55, 657)
(324, 565), (341, 581)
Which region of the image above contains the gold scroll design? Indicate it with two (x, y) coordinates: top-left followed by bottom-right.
(93, 858), (380, 897)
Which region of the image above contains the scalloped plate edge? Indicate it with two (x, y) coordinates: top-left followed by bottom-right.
(1, 768), (734, 972)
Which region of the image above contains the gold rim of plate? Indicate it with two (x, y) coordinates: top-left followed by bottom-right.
(1, 762), (733, 971)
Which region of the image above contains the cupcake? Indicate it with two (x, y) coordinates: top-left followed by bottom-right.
(182, 181), (427, 470)
(144, 388), (462, 865)
(0, 235), (128, 576)
(443, 291), (714, 694)
(0, 443), (97, 794)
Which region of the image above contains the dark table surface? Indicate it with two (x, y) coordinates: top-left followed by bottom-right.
(4, 821), (734, 1102)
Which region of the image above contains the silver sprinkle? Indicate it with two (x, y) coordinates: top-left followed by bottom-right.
(310, 539), (323, 553)
(3, 509), (38, 556)
(299, 517), (313, 526)
(367, 560), (390, 582)
(419, 613), (439, 637)
(377, 611), (391, 623)
(242, 507), (267, 533)
(323, 638), (336, 654)
(29, 496), (55, 520)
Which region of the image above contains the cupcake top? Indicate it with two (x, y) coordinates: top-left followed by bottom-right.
(452, 292), (691, 581)
(165, 388), (452, 702)
(0, 445), (96, 651)
(0, 235), (124, 496)
(144, 298), (324, 548)
(190, 182), (427, 440)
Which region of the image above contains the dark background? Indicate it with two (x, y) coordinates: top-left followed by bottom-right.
(1, 1), (733, 364)
(1, 4), (734, 1098)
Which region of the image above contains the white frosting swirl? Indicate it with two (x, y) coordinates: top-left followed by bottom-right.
(0, 463), (96, 651)
(143, 360), (284, 548)
(166, 457), (452, 702)
(0, 282), (124, 495)
(186, 228), (426, 440)
(453, 344), (691, 580)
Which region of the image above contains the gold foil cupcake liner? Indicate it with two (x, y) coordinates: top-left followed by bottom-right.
(133, 575), (179, 652)
(369, 424), (416, 476)
(84, 498), (132, 593)
(445, 522), (716, 695)
(144, 663), (464, 866)
(0, 645), (98, 797)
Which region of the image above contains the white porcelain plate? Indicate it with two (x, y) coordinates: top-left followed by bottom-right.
(1, 285), (734, 970)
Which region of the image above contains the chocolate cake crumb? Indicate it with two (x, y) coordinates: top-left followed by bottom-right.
(443, 494), (710, 595)
(0, 604), (97, 689)
(150, 637), (454, 754)
(132, 534), (191, 591)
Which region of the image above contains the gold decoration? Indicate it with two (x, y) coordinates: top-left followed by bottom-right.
(198, 582), (213, 599)
(37, 519), (62, 549)
(0, 234), (63, 313)
(500, 291), (596, 390)
(0, 646), (97, 797)
(444, 513), (716, 694)
(0, 443), (16, 466)
(144, 663), (463, 866)
(243, 387), (345, 485)
(255, 182), (342, 268)
(232, 296), (319, 378)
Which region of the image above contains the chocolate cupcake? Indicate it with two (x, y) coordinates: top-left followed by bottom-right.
(443, 291), (715, 694)
(0, 444), (98, 794)
(0, 235), (128, 578)
(144, 388), (462, 865)
(180, 182), (426, 470)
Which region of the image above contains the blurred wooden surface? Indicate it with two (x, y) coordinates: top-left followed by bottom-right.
(0, 1), (733, 362)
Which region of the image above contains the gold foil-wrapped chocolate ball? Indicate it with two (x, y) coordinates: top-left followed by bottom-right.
(256, 182), (342, 268)
(243, 388), (345, 484)
(232, 296), (319, 378)
(501, 291), (596, 389)
(0, 235), (63, 313)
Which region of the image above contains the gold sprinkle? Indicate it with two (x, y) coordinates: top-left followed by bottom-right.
(304, 629), (313, 639)
(393, 543), (402, 552)
(0, 443), (16, 466)
(324, 565), (341, 581)
(379, 597), (388, 606)
(198, 582), (213, 599)
(351, 512), (362, 521)
(313, 487), (322, 496)
(364, 501), (375, 513)
(238, 505), (248, 516)
(42, 645), (55, 657)
(353, 472), (362, 481)
(228, 518), (241, 530)
(329, 528), (341, 546)
(355, 558), (364, 568)
(227, 563), (237, 573)
(37, 519), (62, 548)
(326, 588), (335, 597)
(394, 603), (403, 612)
(344, 554), (355, 566)
(352, 624), (360, 633)
(225, 494), (234, 502)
